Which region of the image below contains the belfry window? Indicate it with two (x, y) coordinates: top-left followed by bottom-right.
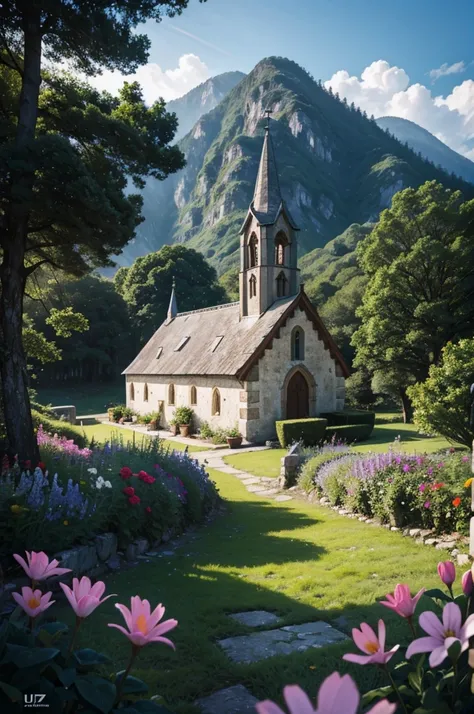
(275, 232), (288, 265)
(276, 271), (288, 298)
(249, 274), (257, 298)
(248, 233), (258, 267)
(291, 327), (305, 360)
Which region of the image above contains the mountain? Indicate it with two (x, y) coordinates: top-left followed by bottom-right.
(117, 57), (473, 273)
(167, 71), (246, 141)
(376, 116), (474, 184)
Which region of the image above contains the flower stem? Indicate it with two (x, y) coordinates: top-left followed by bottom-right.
(448, 584), (454, 600)
(407, 616), (417, 640)
(114, 645), (139, 705)
(67, 617), (82, 660)
(385, 666), (409, 714)
(452, 660), (458, 707)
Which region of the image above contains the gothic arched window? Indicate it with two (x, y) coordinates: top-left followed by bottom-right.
(212, 388), (221, 416)
(168, 383), (175, 406)
(190, 385), (197, 405)
(291, 326), (305, 361)
(248, 233), (258, 268)
(276, 271), (288, 298)
(144, 383), (149, 402)
(249, 274), (257, 298)
(129, 382), (135, 401)
(275, 232), (288, 265)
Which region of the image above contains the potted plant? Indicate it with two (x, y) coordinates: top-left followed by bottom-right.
(123, 406), (134, 423)
(169, 417), (178, 436)
(175, 406), (194, 437)
(147, 411), (161, 431)
(107, 406), (116, 422)
(112, 405), (125, 423)
(225, 424), (243, 449)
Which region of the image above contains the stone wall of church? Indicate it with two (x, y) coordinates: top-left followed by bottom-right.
(239, 307), (345, 443)
(125, 374), (242, 431)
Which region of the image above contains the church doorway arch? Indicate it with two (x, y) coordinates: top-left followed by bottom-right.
(282, 366), (316, 420)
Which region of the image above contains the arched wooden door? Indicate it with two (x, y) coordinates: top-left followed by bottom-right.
(286, 370), (309, 419)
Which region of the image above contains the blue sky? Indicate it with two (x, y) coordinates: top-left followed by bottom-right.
(91, 0), (474, 157)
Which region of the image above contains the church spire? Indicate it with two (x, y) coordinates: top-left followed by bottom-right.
(167, 278), (177, 321)
(252, 110), (283, 221)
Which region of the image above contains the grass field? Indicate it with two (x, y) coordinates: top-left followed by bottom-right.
(37, 381), (124, 415)
(62, 467), (450, 712)
(80, 422), (207, 453)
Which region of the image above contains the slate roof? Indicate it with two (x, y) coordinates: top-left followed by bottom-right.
(123, 290), (350, 379)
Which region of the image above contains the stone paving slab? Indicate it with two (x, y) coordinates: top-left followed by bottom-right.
(218, 621), (348, 664)
(274, 495), (293, 502)
(195, 685), (259, 714)
(246, 485), (268, 493)
(254, 488), (280, 496)
(219, 466), (250, 474)
(241, 477), (263, 485)
(229, 610), (281, 627)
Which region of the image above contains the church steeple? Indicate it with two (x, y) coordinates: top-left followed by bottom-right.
(239, 114), (300, 319)
(167, 278), (177, 321)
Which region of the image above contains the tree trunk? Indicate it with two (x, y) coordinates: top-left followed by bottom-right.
(400, 388), (414, 424)
(0, 16), (42, 461)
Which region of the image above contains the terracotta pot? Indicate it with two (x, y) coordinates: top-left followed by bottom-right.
(169, 423), (178, 436)
(226, 436), (243, 449)
(108, 408), (115, 423)
(147, 421), (158, 431)
(179, 424), (190, 437)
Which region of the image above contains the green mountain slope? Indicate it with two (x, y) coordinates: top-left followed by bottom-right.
(116, 57), (473, 274)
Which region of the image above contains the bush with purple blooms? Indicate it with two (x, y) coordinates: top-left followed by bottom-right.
(308, 449), (471, 535)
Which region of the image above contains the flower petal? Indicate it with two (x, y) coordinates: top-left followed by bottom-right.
(317, 673), (359, 714)
(377, 619), (386, 651)
(429, 644), (450, 668)
(419, 611), (444, 639)
(406, 636), (440, 659)
(114, 603), (133, 631)
(342, 653), (374, 665)
(442, 602), (462, 636)
(255, 701), (286, 714)
(282, 685), (315, 714)
(368, 701), (397, 714)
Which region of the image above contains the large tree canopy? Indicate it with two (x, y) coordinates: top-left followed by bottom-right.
(115, 245), (229, 344)
(351, 181), (474, 422)
(0, 0), (204, 459)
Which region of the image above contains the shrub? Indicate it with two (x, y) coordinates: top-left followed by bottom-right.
(325, 423), (374, 442)
(174, 406), (194, 425)
(225, 423), (242, 438)
(31, 409), (88, 448)
(211, 428), (227, 445)
(275, 418), (328, 448)
(298, 446), (351, 493)
(112, 404), (126, 421)
(321, 410), (376, 428)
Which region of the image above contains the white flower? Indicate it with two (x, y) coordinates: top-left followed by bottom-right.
(88, 467), (98, 475)
(104, 480), (112, 488)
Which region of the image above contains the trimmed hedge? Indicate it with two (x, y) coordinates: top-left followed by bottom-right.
(325, 423), (373, 443)
(32, 409), (88, 448)
(276, 418), (327, 448)
(321, 410), (376, 428)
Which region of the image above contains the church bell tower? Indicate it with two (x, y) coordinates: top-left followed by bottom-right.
(239, 112), (300, 319)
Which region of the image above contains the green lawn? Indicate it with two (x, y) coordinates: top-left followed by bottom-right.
(37, 381), (124, 415)
(80, 422), (207, 453)
(64, 467), (450, 712)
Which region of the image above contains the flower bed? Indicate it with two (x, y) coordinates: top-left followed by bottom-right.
(300, 448), (471, 536)
(0, 434), (219, 564)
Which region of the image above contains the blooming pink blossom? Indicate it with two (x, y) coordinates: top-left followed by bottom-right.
(128, 494), (141, 505)
(437, 561), (456, 588)
(14, 551), (71, 581)
(108, 596), (177, 648)
(122, 486), (135, 497)
(343, 619), (399, 665)
(36, 426), (91, 459)
(60, 577), (115, 618)
(462, 570), (473, 596)
(12, 586), (54, 618)
(380, 584), (425, 618)
(119, 466), (133, 480)
(406, 602), (474, 667)
(255, 673), (396, 714)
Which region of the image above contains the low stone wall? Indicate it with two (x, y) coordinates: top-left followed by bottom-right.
(50, 405), (77, 424)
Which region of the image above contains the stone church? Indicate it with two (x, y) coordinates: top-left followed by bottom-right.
(123, 120), (349, 442)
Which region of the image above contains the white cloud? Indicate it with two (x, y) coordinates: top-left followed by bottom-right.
(324, 60), (474, 158)
(429, 61), (465, 83)
(88, 53), (210, 104)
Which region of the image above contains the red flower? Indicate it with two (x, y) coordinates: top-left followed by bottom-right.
(452, 497), (461, 507)
(143, 474), (156, 484)
(119, 466), (133, 480)
(432, 482), (445, 490)
(137, 470), (148, 481)
(122, 486), (135, 497)
(37, 461), (46, 471)
(128, 495), (141, 505)
(145, 506), (152, 514)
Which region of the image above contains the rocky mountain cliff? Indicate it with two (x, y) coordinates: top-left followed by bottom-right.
(167, 71), (246, 141)
(376, 116), (474, 184)
(118, 57), (473, 273)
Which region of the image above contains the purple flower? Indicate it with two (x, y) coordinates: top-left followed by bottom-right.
(427, 467), (433, 475)
(403, 464), (411, 473)
(437, 462), (445, 469)
(424, 501), (431, 509)
(419, 483), (426, 492)
(462, 456), (469, 463)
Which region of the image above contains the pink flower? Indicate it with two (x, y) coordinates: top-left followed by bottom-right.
(462, 570), (473, 596)
(343, 619), (399, 665)
(60, 577), (116, 618)
(145, 506), (152, 514)
(137, 470), (148, 481)
(255, 673), (396, 714)
(119, 466), (133, 480)
(403, 464), (411, 472)
(122, 486), (135, 497)
(143, 474), (156, 484)
(108, 596), (177, 648)
(13, 551), (71, 582)
(438, 561), (456, 587)
(406, 602), (474, 667)
(128, 494), (141, 505)
(418, 483), (426, 492)
(12, 586), (54, 618)
(424, 501), (431, 509)
(380, 584), (425, 618)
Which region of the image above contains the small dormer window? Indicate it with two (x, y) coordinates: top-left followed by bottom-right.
(211, 335), (224, 352)
(174, 336), (190, 351)
(156, 347), (163, 359)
